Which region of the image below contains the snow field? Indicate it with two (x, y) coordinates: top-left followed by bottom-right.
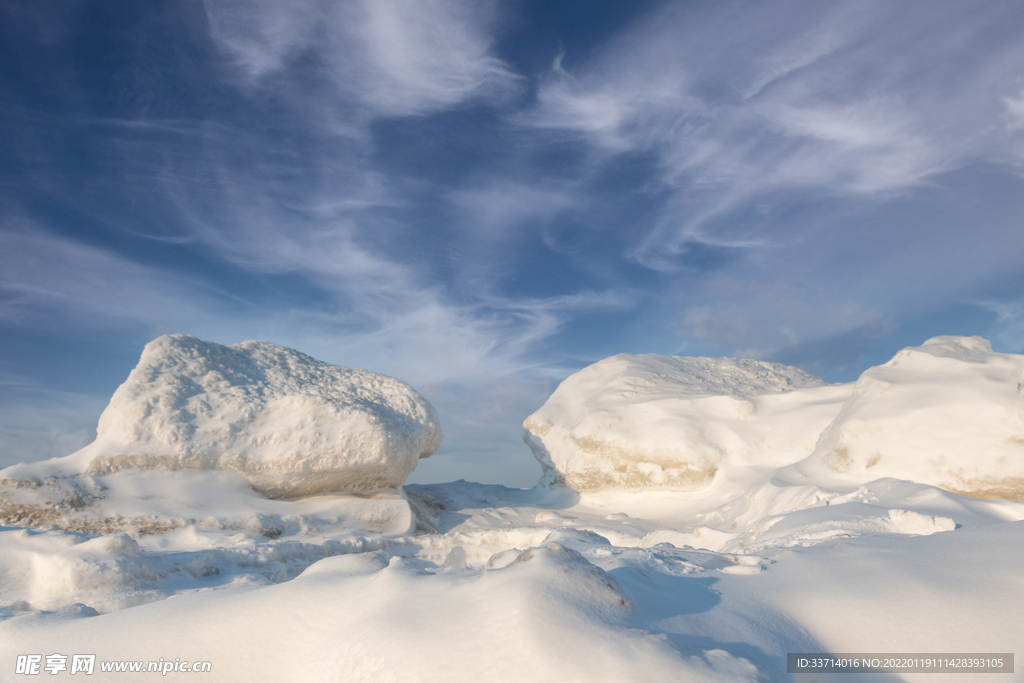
(2, 334), (1023, 681)
(2, 479), (1022, 681)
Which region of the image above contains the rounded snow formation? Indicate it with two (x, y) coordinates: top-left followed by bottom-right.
(805, 336), (1024, 501)
(522, 354), (828, 492)
(66, 335), (440, 497)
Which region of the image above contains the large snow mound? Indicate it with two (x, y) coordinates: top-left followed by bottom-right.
(801, 335), (1024, 500)
(2, 335), (441, 497)
(525, 337), (1024, 501)
(522, 354), (831, 492)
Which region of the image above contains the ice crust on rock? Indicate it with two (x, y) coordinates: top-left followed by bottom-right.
(522, 353), (829, 492)
(3, 335), (441, 497)
(801, 335), (1024, 500)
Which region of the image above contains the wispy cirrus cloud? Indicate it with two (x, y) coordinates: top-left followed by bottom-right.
(526, 0), (1024, 270)
(204, 0), (522, 118)
(0, 223), (230, 331)
(449, 182), (575, 238)
(674, 276), (891, 356)
(0, 210), (496, 384)
(0, 378), (107, 468)
(1008, 91), (1024, 130)
(508, 0), (1024, 366)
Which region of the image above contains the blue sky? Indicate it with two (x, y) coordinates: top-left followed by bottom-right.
(2, 0), (1023, 486)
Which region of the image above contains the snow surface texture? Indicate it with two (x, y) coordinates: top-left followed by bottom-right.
(802, 335), (1024, 500)
(524, 337), (1024, 501)
(1, 480), (1022, 682)
(2, 335), (1024, 681)
(1, 335), (441, 501)
(524, 353), (834, 492)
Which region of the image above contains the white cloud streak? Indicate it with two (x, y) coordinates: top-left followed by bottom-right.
(675, 276), (890, 355)
(1008, 91), (1024, 130)
(0, 223), (228, 331)
(0, 380), (106, 468)
(204, 0), (522, 117)
(178, 211), (628, 384)
(449, 182), (575, 238)
(526, 0), (1024, 269)
(186, 3), (619, 389)
(977, 299), (1024, 355)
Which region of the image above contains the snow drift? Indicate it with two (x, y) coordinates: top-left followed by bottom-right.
(524, 337), (1024, 501)
(2, 479), (1022, 682)
(522, 354), (832, 492)
(1, 335), (441, 500)
(801, 335), (1024, 500)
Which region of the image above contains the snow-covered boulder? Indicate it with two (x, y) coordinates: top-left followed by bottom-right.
(802, 336), (1024, 500)
(4, 335), (441, 497)
(522, 354), (830, 492)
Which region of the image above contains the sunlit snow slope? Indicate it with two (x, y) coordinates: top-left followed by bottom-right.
(802, 336), (1024, 499)
(524, 336), (1024, 501)
(522, 354), (834, 491)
